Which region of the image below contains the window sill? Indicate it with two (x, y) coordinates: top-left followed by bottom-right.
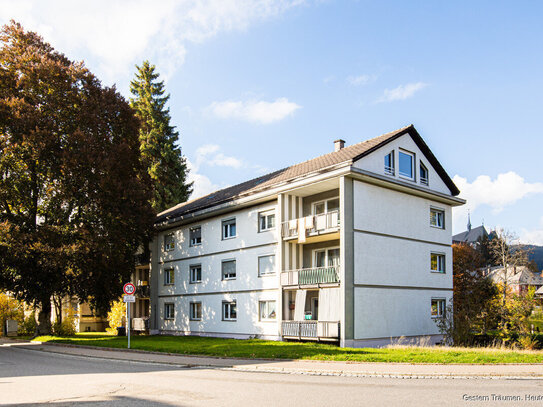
(430, 225), (445, 230)
(189, 243), (202, 247)
(258, 228), (273, 233)
(258, 273), (276, 278)
(222, 236), (237, 240)
(189, 281), (202, 284)
(222, 277), (236, 281)
(399, 175), (415, 182)
(163, 283), (174, 286)
(222, 319), (237, 322)
(189, 318), (202, 322)
(259, 319), (277, 322)
(430, 271), (446, 274)
(164, 318), (174, 320)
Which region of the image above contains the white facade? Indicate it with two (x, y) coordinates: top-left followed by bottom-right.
(149, 127), (464, 347)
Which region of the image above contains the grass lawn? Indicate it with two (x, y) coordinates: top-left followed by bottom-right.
(32, 333), (543, 364)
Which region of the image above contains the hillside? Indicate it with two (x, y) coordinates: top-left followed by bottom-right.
(525, 245), (543, 271)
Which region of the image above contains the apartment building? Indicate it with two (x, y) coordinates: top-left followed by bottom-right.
(148, 125), (465, 347)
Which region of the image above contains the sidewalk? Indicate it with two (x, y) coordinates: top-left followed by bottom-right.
(3, 338), (543, 379)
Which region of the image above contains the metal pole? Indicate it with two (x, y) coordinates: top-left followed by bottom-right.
(127, 301), (131, 349)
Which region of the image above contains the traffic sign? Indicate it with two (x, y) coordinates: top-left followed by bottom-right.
(123, 295), (135, 303)
(123, 283), (135, 295)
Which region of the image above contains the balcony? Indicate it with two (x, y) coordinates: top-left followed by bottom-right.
(134, 253), (150, 267)
(281, 265), (340, 287)
(136, 282), (150, 298)
(281, 210), (340, 241)
(281, 321), (339, 341)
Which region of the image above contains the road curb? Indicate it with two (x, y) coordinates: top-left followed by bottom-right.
(9, 340), (543, 380)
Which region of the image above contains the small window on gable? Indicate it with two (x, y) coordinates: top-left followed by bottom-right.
(420, 162), (429, 186)
(384, 151), (395, 176)
(399, 150), (415, 180)
(164, 233), (175, 252)
(189, 226), (201, 246)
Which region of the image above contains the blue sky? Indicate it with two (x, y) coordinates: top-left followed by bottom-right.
(2, 0), (542, 243)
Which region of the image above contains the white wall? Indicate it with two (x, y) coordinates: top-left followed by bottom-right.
(154, 202), (281, 337)
(353, 181), (452, 245)
(158, 290), (280, 338)
(353, 133), (451, 195)
(353, 287), (451, 339)
(354, 232), (452, 288)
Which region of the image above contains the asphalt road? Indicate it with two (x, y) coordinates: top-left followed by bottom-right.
(2, 345), (543, 407)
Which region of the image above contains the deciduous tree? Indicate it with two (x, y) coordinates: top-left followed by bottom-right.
(0, 22), (154, 333)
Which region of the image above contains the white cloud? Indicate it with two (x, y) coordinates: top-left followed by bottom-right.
(520, 217), (543, 246)
(207, 98), (301, 124)
(0, 0), (306, 84)
(193, 144), (243, 171)
(186, 159), (221, 199)
(452, 171), (543, 234)
(377, 82), (428, 102)
(347, 74), (375, 86)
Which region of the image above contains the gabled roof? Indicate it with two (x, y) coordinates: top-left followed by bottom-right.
(156, 125), (460, 224)
(453, 225), (488, 244)
(487, 266), (543, 286)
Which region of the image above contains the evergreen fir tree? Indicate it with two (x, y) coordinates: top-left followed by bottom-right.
(130, 61), (192, 212)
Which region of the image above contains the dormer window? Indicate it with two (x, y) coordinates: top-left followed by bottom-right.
(399, 150), (415, 180)
(420, 162), (429, 186)
(384, 151), (395, 176)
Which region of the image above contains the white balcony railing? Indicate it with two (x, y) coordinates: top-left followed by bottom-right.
(281, 210), (340, 239)
(281, 321), (340, 339)
(281, 265), (340, 286)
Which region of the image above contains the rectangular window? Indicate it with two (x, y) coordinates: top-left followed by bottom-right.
(431, 299), (446, 318)
(430, 208), (445, 229)
(164, 303), (175, 320)
(258, 255), (276, 276)
(222, 301), (237, 321)
(384, 151), (395, 176)
(164, 233), (175, 251)
(420, 162), (429, 186)
(190, 264), (202, 283)
(189, 226), (202, 246)
(259, 211), (276, 232)
(164, 268), (174, 285)
(259, 300), (276, 321)
(190, 302), (202, 321)
(312, 197), (340, 215)
(431, 253), (446, 273)
(399, 150), (415, 180)
(222, 260), (236, 280)
(222, 218), (236, 239)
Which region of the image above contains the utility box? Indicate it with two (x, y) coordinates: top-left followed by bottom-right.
(5, 319), (18, 337)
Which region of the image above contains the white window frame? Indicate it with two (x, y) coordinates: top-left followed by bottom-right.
(222, 301), (237, 321)
(164, 233), (175, 252)
(311, 197), (340, 215)
(398, 149), (415, 180)
(189, 264), (202, 283)
(189, 226), (202, 247)
(258, 210), (276, 232)
(189, 302), (202, 321)
(259, 300), (277, 321)
(384, 150), (395, 176)
(312, 246), (340, 268)
(430, 253), (446, 273)
(258, 254), (276, 277)
(430, 208), (445, 229)
(221, 259), (236, 280)
(420, 162), (429, 186)
(431, 298), (446, 318)
(164, 268), (174, 285)
(164, 303), (175, 320)
(222, 218), (236, 240)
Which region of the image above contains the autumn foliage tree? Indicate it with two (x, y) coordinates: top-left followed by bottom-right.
(0, 22), (154, 333)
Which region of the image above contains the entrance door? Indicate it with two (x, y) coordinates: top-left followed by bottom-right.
(311, 297), (319, 320)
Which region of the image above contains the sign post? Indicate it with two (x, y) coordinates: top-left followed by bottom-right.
(123, 283), (136, 349)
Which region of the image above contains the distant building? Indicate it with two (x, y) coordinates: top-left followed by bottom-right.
(452, 214), (488, 245)
(486, 265), (543, 295)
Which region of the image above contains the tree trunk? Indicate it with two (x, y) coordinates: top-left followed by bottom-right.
(37, 299), (52, 335)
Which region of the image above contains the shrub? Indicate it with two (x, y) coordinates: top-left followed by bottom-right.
(519, 335), (542, 350)
(0, 293), (24, 333)
(52, 306), (76, 336)
(106, 299), (126, 334)
(18, 314), (37, 336)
